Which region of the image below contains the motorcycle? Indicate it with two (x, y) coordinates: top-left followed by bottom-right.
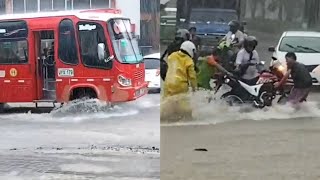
(211, 59), (289, 108)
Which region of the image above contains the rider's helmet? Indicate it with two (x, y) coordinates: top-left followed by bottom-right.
(228, 20), (240, 32)
(243, 36), (258, 51)
(175, 29), (190, 41)
(189, 26), (197, 33)
(180, 41), (196, 58)
(250, 36), (258, 46)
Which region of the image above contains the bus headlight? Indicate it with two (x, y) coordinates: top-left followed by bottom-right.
(118, 75), (132, 87)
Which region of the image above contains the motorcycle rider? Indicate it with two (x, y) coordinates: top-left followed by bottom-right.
(274, 52), (312, 105)
(160, 29), (191, 81)
(162, 41), (197, 120)
(235, 36), (260, 85)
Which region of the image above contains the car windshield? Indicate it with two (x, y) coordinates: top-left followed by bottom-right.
(144, 58), (160, 69)
(108, 19), (143, 64)
(279, 36), (320, 53)
(190, 10), (237, 24)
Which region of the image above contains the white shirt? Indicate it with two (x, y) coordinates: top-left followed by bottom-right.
(224, 30), (245, 45)
(236, 49), (259, 65)
(236, 49), (260, 80)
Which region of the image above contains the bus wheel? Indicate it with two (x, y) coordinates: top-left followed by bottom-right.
(70, 87), (97, 101)
(0, 103), (5, 113)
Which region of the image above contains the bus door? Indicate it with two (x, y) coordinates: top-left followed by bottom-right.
(34, 30), (56, 101)
(0, 21), (35, 102)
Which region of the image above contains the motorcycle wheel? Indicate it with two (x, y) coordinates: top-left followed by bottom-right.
(260, 91), (273, 107)
(221, 92), (244, 106)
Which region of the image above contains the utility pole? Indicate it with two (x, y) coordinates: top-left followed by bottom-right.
(176, 0), (191, 29)
(304, 0), (320, 28)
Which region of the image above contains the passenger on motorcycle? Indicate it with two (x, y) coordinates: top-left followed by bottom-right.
(220, 20), (245, 51)
(235, 36), (260, 85)
(239, 25), (248, 38)
(160, 29), (191, 81)
(274, 52), (312, 104)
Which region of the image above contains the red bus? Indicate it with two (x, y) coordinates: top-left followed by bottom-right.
(0, 9), (148, 109)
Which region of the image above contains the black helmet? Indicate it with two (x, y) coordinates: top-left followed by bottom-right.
(189, 26), (197, 31)
(175, 29), (190, 41)
(244, 36), (258, 49)
(228, 20), (240, 28)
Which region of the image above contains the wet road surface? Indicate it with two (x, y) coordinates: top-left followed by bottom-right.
(0, 94), (160, 179)
(161, 90), (320, 180)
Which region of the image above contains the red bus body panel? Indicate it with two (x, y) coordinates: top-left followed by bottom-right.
(0, 9), (148, 104)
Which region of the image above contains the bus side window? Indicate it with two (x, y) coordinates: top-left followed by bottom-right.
(77, 22), (112, 69)
(58, 19), (78, 65)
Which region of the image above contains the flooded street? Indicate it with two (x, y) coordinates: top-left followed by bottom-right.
(161, 117), (320, 180)
(161, 90), (320, 180)
(160, 29), (320, 179)
(0, 94), (160, 179)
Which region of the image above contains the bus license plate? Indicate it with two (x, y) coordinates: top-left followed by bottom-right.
(58, 68), (74, 77)
(135, 88), (144, 97)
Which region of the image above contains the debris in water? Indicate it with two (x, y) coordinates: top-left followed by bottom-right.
(194, 148), (208, 152)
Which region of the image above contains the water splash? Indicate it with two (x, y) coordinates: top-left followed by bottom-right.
(1, 95), (159, 123)
(161, 88), (320, 126)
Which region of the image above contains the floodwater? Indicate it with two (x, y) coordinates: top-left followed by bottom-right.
(0, 94), (160, 179)
(161, 89), (320, 180)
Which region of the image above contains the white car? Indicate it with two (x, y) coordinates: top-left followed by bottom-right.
(143, 53), (161, 92)
(269, 31), (320, 85)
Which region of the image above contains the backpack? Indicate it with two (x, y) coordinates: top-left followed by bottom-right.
(160, 49), (168, 81)
(160, 40), (183, 81)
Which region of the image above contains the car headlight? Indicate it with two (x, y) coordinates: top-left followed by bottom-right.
(118, 75), (132, 87)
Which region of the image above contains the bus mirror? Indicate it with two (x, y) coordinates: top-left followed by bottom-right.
(98, 43), (106, 61)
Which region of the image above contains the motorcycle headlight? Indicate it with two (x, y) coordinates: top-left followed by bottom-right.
(225, 78), (230, 83)
(118, 75), (132, 87)
(277, 65), (285, 73)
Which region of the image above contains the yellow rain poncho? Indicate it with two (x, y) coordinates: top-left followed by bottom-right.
(163, 51), (197, 97)
(161, 51), (197, 122)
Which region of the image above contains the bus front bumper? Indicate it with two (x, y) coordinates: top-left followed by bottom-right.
(111, 82), (148, 102)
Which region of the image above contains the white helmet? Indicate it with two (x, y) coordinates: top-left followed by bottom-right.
(180, 41), (196, 58)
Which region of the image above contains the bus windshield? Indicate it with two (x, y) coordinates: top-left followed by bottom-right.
(108, 19), (143, 64)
